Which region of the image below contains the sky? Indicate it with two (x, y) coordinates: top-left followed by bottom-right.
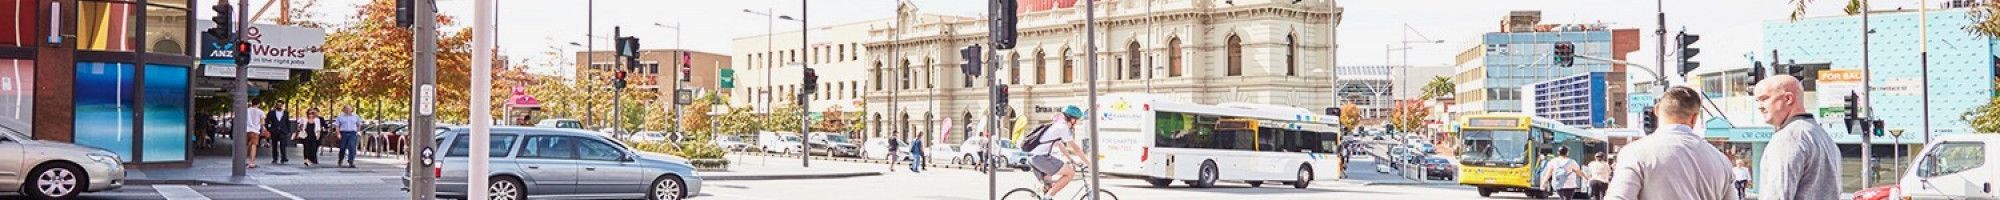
(246, 0), (1910, 78)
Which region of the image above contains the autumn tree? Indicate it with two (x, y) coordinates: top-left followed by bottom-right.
(1339, 102), (1360, 134)
(1389, 101), (1433, 136)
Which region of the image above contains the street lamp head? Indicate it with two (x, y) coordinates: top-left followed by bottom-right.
(1429, 40), (1445, 43)
(779, 16), (798, 21)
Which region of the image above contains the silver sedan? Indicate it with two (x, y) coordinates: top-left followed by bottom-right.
(423, 127), (703, 200)
(0, 126), (126, 199)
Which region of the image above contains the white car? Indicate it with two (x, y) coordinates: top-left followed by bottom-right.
(759, 133), (803, 154)
(928, 144), (962, 163)
(1895, 134), (1999, 200)
(712, 135), (750, 151)
(0, 125), (126, 199)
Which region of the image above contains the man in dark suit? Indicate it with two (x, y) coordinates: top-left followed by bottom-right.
(266, 106), (294, 164)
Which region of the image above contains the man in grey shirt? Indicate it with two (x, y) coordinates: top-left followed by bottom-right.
(1605, 86), (1736, 200)
(1753, 75), (1841, 200)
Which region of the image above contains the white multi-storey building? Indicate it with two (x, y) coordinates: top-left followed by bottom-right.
(861, 0), (1344, 142)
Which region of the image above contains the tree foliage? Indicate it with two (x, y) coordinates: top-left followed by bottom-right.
(1422, 76), (1454, 100)
(1339, 102), (1360, 134)
(1389, 101), (1433, 135)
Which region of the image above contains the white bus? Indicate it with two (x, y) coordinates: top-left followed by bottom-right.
(1089, 93), (1343, 189)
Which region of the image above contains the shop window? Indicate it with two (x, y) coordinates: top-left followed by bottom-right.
(0, 59), (33, 132)
(4, 0), (38, 46)
(143, 0), (189, 55)
(142, 64), (188, 162)
(77, 0), (140, 52)
(74, 62), (136, 159)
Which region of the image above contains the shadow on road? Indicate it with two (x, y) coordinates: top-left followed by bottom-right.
(1102, 183), (1380, 195)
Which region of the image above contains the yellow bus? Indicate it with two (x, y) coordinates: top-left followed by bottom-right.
(1455, 113), (1605, 198)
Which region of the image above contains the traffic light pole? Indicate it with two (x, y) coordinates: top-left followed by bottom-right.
(409, 0), (439, 198)
(1860, 0), (1875, 186)
(468, 0), (496, 197)
(800, 0), (812, 168)
(228, 0), (249, 178)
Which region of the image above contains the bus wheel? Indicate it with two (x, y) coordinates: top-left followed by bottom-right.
(1194, 160), (1218, 188)
(1476, 187), (1494, 197)
(1247, 181), (1263, 188)
(1144, 178), (1172, 188)
(1293, 165), (1312, 189)
(1527, 190), (1549, 199)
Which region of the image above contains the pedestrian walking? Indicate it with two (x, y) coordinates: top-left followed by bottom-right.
(909, 136), (924, 173)
(1604, 86), (1736, 200)
(1752, 75), (1840, 200)
(245, 102), (266, 169)
(887, 133), (902, 172)
(266, 106), (295, 165)
(1539, 147), (1583, 199)
(1588, 153), (1612, 200)
(335, 106), (364, 168)
(300, 108), (326, 167)
(1732, 159), (1750, 199)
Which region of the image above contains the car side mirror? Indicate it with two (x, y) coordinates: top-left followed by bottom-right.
(621, 153), (637, 162)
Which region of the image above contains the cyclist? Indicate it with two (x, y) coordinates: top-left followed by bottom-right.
(1027, 105), (1090, 199)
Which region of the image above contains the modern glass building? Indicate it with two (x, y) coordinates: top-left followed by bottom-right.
(1522, 72), (1614, 128)
(1453, 25), (1638, 128)
(3, 0), (198, 166)
(1764, 7), (1998, 137)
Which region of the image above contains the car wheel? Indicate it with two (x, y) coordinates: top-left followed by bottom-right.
(1144, 178), (1173, 188)
(488, 176), (525, 200)
(1293, 165), (1313, 189)
(26, 163), (86, 200)
(648, 175), (686, 200)
(1194, 160), (1218, 188)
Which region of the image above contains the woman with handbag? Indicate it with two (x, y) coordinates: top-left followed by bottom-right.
(299, 108), (326, 167)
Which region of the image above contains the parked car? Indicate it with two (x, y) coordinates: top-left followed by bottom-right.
(632, 131), (667, 142)
(758, 132), (803, 154)
(1411, 143), (1437, 154)
(992, 139), (1030, 169)
(929, 144), (963, 163)
(1895, 134), (1999, 200)
(422, 127), (702, 200)
(532, 118), (584, 129)
(1854, 183), (1897, 200)
(0, 125), (126, 199)
(711, 135), (750, 152)
(1422, 156), (1456, 180)
(808, 133), (861, 157)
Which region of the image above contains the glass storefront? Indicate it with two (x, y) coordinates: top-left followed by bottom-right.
(143, 64), (187, 162)
(75, 62), (137, 159)
(0, 59), (31, 131)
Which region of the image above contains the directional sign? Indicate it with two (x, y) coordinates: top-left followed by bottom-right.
(420, 147), (436, 166)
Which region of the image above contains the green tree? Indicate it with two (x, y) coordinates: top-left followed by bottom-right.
(1421, 76), (1454, 100)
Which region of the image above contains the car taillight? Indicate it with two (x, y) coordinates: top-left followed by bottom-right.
(434, 166), (442, 178)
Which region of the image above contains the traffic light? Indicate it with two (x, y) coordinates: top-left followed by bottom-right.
(395, 0), (414, 27)
(961, 45), (983, 77)
(1552, 42), (1575, 67)
(1843, 92), (1861, 121)
(206, 1), (234, 44)
(993, 84), (1010, 117)
(802, 68), (819, 94)
(1676, 31), (1702, 76)
(613, 71), (627, 89)
(235, 41), (252, 65)
(1870, 119), (1886, 137)
(1641, 107), (1658, 131)
(616, 37), (640, 58)
(679, 52), (692, 82)
(1747, 60), (1767, 95)
(988, 0), (1018, 50)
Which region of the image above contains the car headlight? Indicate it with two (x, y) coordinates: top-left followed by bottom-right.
(87, 153), (121, 164)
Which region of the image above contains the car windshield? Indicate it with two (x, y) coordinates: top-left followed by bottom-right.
(1458, 130), (1531, 167)
(997, 140), (1018, 149)
(824, 135), (851, 143)
(0, 125), (25, 140)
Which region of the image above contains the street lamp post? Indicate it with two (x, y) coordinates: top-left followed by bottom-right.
(654, 22), (685, 137)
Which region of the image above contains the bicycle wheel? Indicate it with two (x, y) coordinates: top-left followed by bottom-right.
(1001, 188), (1043, 200)
(1069, 189), (1119, 200)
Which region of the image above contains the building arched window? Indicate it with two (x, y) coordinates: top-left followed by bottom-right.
(925, 58), (935, 88)
(873, 61), (884, 91)
(1287, 34), (1297, 76)
(1127, 41), (1142, 79)
(1227, 35), (1244, 76)
(1035, 50), (1047, 84)
(1010, 52), (1022, 84)
(901, 59), (912, 89)
(1061, 48), (1074, 83)
(1168, 38), (1183, 77)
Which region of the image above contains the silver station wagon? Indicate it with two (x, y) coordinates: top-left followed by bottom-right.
(425, 127), (702, 200)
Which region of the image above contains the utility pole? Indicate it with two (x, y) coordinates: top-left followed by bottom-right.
(1085, 1), (1101, 199)
(1654, 0), (1668, 93)
(469, 0), (496, 198)
(1920, 0), (1933, 146)
(229, 0), (249, 178)
(1860, 0), (1875, 186)
(585, 0), (595, 128)
(613, 26), (625, 138)
(408, 0), (439, 198)
(800, 0), (813, 168)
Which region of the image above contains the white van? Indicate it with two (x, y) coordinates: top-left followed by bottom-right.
(758, 132), (803, 154)
(1896, 134), (1999, 200)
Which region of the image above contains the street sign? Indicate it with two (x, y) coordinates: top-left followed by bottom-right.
(419, 147), (435, 166)
(418, 84), (436, 116)
(675, 89), (695, 105)
(719, 69), (735, 89)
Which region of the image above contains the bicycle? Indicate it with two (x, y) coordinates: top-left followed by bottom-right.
(1002, 164), (1119, 200)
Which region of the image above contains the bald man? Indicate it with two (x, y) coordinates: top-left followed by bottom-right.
(1753, 75), (1841, 200)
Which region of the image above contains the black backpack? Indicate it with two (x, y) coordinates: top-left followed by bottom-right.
(1019, 124), (1057, 152)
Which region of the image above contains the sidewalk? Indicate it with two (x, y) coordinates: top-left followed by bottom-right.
(129, 139), (411, 186)
(731, 151), (1016, 172)
(708, 154), (889, 181)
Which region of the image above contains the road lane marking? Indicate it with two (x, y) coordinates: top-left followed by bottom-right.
(256, 184), (306, 200)
(154, 185), (211, 200)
